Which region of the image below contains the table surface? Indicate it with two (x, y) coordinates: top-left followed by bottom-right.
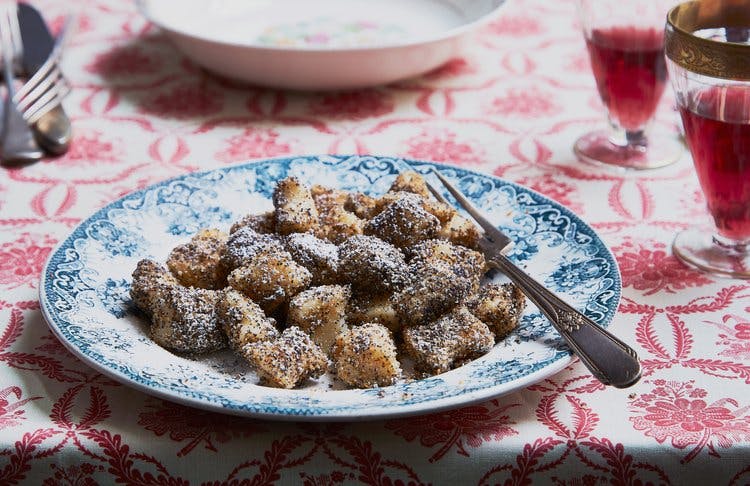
(2, 0), (750, 484)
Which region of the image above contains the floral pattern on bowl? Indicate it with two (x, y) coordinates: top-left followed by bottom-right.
(256, 18), (407, 48)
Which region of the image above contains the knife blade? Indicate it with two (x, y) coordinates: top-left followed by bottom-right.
(17, 2), (71, 155)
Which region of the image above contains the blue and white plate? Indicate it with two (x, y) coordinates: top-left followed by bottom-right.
(40, 155), (621, 421)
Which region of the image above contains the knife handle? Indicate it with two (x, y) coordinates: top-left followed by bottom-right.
(488, 254), (642, 388)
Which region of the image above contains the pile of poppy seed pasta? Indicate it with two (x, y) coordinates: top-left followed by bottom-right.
(130, 171), (526, 389)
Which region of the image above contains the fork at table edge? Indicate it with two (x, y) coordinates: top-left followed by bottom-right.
(425, 168), (642, 389)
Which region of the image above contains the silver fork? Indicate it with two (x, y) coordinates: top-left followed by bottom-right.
(13, 13), (73, 125)
(426, 169), (642, 388)
(0, 2), (43, 164)
(15, 57), (70, 124)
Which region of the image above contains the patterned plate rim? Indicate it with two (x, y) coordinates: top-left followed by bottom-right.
(39, 155), (622, 421)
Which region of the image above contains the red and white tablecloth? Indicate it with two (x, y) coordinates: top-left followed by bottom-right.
(2, 0), (749, 483)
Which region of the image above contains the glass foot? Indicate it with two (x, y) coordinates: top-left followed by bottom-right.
(574, 129), (683, 170)
(673, 227), (750, 279)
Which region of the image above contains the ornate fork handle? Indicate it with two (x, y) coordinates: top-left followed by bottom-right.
(489, 253), (642, 388)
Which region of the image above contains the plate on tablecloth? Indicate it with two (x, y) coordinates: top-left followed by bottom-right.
(136, 0), (507, 90)
(39, 155), (621, 421)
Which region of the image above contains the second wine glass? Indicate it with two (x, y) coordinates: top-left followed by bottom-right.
(575, 0), (682, 170)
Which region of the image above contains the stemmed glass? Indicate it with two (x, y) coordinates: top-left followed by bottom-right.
(665, 0), (750, 277)
(575, 0), (683, 170)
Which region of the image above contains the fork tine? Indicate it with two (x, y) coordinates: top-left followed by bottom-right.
(23, 82), (70, 124)
(13, 59), (59, 101)
(0, 3), (44, 163)
(429, 168), (512, 247)
(25, 89), (69, 125)
(424, 179), (449, 205)
(13, 14), (75, 102)
(15, 66), (63, 109)
(14, 64), (55, 101)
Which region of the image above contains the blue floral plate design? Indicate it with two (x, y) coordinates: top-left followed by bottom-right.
(39, 155), (621, 421)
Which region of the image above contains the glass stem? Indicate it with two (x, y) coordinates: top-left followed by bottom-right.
(625, 129), (647, 147)
(607, 116), (649, 149)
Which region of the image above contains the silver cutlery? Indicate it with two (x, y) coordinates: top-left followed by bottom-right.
(18, 3), (72, 155)
(0, 2), (43, 164)
(427, 169), (642, 388)
(14, 48), (71, 124)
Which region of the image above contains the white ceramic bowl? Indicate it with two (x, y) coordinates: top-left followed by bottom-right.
(136, 0), (507, 90)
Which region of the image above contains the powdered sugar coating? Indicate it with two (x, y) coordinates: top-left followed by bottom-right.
(364, 192), (440, 248)
(166, 228), (228, 289)
(273, 176), (320, 235)
(230, 212), (275, 234)
(312, 186), (364, 243)
(402, 306), (494, 374)
(149, 285), (227, 354)
(338, 234), (408, 293)
(467, 283), (526, 339)
(392, 264), (475, 326)
(130, 259), (179, 313)
(227, 250), (312, 313)
(243, 326), (329, 389)
(221, 226), (284, 270)
(332, 323), (401, 388)
(217, 289), (279, 352)
(284, 232), (340, 285)
(129, 173), (522, 390)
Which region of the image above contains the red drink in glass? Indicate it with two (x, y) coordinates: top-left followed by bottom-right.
(574, 0), (682, 170)
(586, 27), (667, 131)
(679, 87), (750, 241)
(665, 0), (750, 278)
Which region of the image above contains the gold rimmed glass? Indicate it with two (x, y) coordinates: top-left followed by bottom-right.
(665, 0), (750, 278)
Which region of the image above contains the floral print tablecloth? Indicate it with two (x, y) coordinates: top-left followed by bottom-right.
(1, 0), (749, 484)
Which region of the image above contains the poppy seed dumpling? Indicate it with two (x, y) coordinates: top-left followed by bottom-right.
(130, 259), (179, 314)
(402, 306), (494, 375)
(149, 286), (227, 354)
(332, 323), (401, 388)
(221, 226), (285, 271)
(467, 283), (526, 340)
(243, 326), (328, 389)
(284, 232), (340, 285)
(217, 289), (279, 352)
(166, 228), (228, 289)
(227, 250), (312, 313)
(364, 193), (440, 249)
(337, 235), (407, 293)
